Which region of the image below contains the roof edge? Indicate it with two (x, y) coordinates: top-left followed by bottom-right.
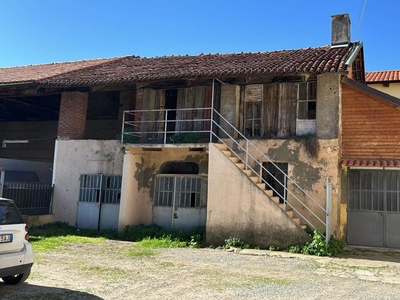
(342, 76), (400, 107)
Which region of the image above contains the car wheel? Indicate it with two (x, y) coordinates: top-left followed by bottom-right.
(2, 268), (31, 285)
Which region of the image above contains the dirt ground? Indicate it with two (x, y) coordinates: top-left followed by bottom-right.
(2, 241), (400, 299)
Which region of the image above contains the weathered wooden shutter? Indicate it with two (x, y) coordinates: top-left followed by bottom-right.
(263, 82), (297, 138)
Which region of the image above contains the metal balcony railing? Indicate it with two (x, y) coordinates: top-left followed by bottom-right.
(122, 107), (332, 240)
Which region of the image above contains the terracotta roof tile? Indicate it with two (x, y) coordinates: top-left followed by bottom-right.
(341, 159), (400, 168)
(0, 44), (358, 87)
(37, 45), (356, 86)
(365, 70), (400, 83)
(0, 57), (123, 85)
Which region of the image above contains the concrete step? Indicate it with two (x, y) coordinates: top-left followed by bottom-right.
(264, 189), (273, 197)
(257, 183), (265, 189)
(229, 157), (240, 163)
(271, 196), (280, 204)
(244, 169), (253, 176)
(249, 176), (260, 183)
(292, 217), (301, 225)
(222, 150), (232, 157)
(215, 143), (228, 151)
(236, 163), (245, 170)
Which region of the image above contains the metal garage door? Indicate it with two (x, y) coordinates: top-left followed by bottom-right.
(153, 175), (207, 230)
(348, 169), (400, 248)
(77, 174), (121, 231)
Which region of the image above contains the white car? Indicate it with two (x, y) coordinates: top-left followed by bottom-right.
(0, 198), (34, 284)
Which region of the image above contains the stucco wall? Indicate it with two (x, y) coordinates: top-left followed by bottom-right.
(235, 138), (340, 236)
(118, 146), (209, 231)
(207, 143), (310, 248)
(367, 82), (400, 99)
(316, 73), (341, 139)
(53, 140), (124, 225)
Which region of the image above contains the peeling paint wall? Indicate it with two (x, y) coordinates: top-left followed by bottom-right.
(53, 140), (124, 225)
(242, 139), (340, 235)
(118, 146), (208, 231)
(207, 144), (310, 248)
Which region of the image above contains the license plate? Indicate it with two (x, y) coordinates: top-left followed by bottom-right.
(0, 234), (12, 243)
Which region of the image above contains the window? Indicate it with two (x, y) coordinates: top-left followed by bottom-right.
(297, 82), (316, 120)
(154, 175), (206, 208)
(296, 82), (317, 135)
(244, 84), (263, 137)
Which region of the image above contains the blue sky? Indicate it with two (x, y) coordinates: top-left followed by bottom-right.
(0, 0), (397, 71)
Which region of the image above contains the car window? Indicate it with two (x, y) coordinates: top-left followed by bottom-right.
(0, 202), (24, 225)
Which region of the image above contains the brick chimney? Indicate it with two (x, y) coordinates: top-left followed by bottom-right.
(331, 14), (351, 47)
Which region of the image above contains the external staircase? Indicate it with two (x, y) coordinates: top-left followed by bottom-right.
(122, 106), (331, 240)
(214, 143), (307, 230)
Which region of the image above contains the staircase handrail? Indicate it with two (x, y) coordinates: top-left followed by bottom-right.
(211, 109), (326, 230)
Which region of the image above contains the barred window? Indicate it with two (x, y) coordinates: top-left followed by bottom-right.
(154, 175), (206, 208)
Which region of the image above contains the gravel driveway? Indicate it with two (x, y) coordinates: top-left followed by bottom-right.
(2, 241), (400, 299)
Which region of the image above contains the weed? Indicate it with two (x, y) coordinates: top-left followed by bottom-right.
(167, 132), (204, 144)
(127, 246), (158, 257)
(224, 237), (249, 249)
(295, 134), (319, 158)
(29, 222), (115, 252)
(123, 224), (206, 248)
(285, 230), (345, 257)
(137, 236), (187, 248)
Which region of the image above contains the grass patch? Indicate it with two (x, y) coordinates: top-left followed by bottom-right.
(127, 246), (158, 258)
(137, 236), (187, 248)
(29, 222), (205, 253)
(80, 265), (129, 282)
(30, 222), (118, 252)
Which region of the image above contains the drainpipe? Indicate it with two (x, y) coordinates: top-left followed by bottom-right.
(210, 79), (215, 143)
(325, 177), (332, 243)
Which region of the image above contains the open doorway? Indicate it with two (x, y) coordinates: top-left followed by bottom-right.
(262, 162), (288, 203)
(165, 90), (177, 132)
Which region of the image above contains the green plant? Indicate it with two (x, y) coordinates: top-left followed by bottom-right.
(123, 224), (206, 248)
(295, 133), (319, 158)
(285, 230), (345, 257)
(29, 222), (119, 252)
(224, 236), (249, 249)
(167, 132), (203, 144)
(115, 127), (139, 144)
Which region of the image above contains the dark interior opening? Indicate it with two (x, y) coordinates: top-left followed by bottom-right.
(165, 89), (178, 132)
(262, 162), (288, 203)
(160, 162), (199, 174)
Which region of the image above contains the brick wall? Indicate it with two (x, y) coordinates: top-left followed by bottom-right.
(58, 92), (88, 139)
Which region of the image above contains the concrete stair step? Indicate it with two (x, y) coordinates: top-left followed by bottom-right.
(249, 176), (260, 183)
(236, 163), (245, 170)
(292, 217), (301, 225)
(222, 150), (232, 157)
(257, 183), (265, 189)
(271, 196), (280, 204)
(264, 189), (273, 197)
(244, 169), (253, 176)
(215, 143), (228, 151)
(229, 157), (240, 163)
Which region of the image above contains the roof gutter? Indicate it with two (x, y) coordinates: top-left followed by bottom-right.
(0, 81), (35, 87)
(344, 42), (363, 66)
